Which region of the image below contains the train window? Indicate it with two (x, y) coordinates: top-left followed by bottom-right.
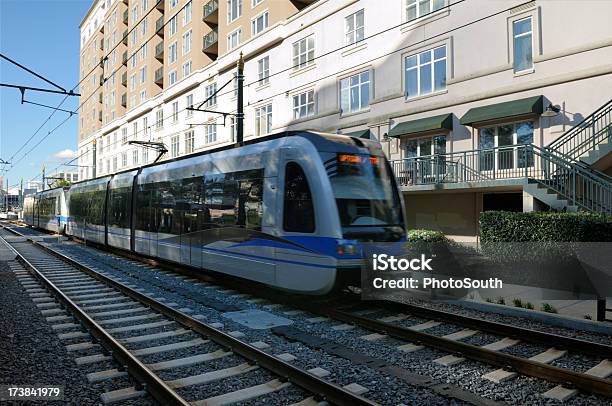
(135, 183), (153, 232)
(109, 186), (131, 228)
(204, 169), (264, 230)
(283, 162), (315, 233)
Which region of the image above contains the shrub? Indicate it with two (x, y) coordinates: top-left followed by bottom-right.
(541, 303), (558, 313)
(479, 211), (612, 242)
(496, 297), (505, 305)
(407, 229), (446, 243)
(524, 302), (534, 310)
(512, 298), (523, 308)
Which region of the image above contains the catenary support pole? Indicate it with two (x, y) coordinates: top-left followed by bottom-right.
(236, 52), (244, 146)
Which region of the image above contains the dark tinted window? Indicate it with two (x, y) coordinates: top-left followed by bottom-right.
(283, 162), (314, 233)
(108, 186), (131, 228)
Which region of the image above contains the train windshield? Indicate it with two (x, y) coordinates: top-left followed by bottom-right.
(328, 153), (404, 238)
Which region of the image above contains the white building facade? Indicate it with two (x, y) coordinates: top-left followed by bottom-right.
(78, 0), (612, 240)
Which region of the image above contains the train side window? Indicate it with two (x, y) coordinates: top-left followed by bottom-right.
(283, 162), (315, 233)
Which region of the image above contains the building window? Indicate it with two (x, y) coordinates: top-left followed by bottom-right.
(229, 116), (236, 142)
(132, 149), (139, 165)
(205, 83), (217, 106)
(513, 17), (533, 73)
(251, 11), (268, 36)
(170, 0), (178, 7)
(122, 127), (128, 144)
(228, 0), (242, 22)
(205, 123), (217, 143)
(106, 159), (110, 173)
(293, 90), (315, 119)
(141, 17), (147, 36)
(186, 94), (194, 117)
(121, 152), (127, 167)
(406, 0), (444, 22)
(340, 71), (370, 115)
(345, 9), (364, 45)
(183, 30), (192, 54)
(140, 44), (147, 60)
(169, 70), (177, 85)
(133, 122), (138, 139)
(172, 101), (179, 123)
(252, 0), (263, 6)
(257, 56), (269, 86)
(143, 148), (148, 163)
(184, 130), (194, 153)
(479, 121), (534, 171)
(171, 135), (179, 157)
(169, 42), (177, 63)
(156, 109), (163, 129)
(140, 90), (146, 103)
(140, 66), (146, 83)
(169, 15), (177, 36)
(113, 156), (118, 171)
(183, 60), (192, 77)
(255, 104), (272, 136)
(183, 0), (192, 25)
(405, 45), (446, 98)
(143, 117), (148, 137)
(130, 73), (136, 91)
(227, 29), (241, 50)
(292, 36), (314, 70)
(405, 135), (446, 159)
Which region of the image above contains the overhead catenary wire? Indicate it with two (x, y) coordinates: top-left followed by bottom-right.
(20, 0), (529, 185)
(3, 0), (165, 170)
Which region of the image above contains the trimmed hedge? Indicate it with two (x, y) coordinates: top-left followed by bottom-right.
(407, 229), (446, 243)
(480, 211), (612, 242)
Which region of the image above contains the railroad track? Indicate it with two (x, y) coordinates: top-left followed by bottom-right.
(4, 223), (612, 404)
(0, 226), (375, 406)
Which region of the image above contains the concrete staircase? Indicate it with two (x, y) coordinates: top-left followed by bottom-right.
(524, 180), (578, 212)
(579, 136), (612, 171)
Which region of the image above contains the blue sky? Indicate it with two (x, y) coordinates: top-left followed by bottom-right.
(0, 0), (91, 188)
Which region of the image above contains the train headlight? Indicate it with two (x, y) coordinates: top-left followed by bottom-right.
(336, 239), (360, 256)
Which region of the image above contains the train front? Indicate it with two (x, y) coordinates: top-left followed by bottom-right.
(320, 135), (406, 289)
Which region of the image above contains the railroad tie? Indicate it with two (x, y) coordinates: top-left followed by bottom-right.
(483, 347), (568, 383)
(166, 363), (259, 389)
(434, 337), (520, 367)
(100, 387), (146, 405)
(407, 320), (441, 331)
(542, 359), (612, 401)
(191, 379), (291, 406)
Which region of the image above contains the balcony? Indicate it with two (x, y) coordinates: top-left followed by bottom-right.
(98, 92), (103, 104)
(202, 0), (218, 25)
(122, 50), (128, 66)
(202, 28), (218, 57)
(155, 42), (164, 61)
(121, 93), (127, 107)
(99, 74), (104, 87)
(98, 111), (103, 122)
(155, 0), (164, 11)
(99, 38), (104, 51)
(123, 9), (128, 24)
(121, 71), (127, 86)
(122, 29), (128, 45)
(154, 67), (163, 86)
(155, 16), (164, 37)
(99, 23), (104, 34)
(122, 0), (128, 5)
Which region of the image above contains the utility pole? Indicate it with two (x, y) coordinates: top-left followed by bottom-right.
(236, 52), (244, 146)
(42, 166), (46, 191)
(5, 177), (8, 213)
(92, 137), (97, 179)
(20, 178), (23, 210)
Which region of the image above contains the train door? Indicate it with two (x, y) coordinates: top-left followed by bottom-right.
(180, 177), (204, 268)
(134, 182), (152, 257)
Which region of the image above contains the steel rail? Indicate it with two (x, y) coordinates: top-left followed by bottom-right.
(352, 300), (612, 359)
(1, 226), (376, 406)
(304, 305), (612, 398)
(0, 233), (190, 406)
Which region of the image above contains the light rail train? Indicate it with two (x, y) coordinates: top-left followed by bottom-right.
(23, 131), (406, 294)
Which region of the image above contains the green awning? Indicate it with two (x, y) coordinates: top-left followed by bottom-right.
(343, 129), (371, 139)
(388, 113), (453, 138)
(460, 95), (543, 126)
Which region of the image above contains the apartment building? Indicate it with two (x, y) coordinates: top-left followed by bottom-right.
(78, 0), (612, 241)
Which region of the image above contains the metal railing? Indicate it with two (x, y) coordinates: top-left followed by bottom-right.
(390, 144), (611, 213)
(154, 67), (164, 83)
(202, 27), (219, 50)
(547, 98), (612, 161)
(155, 42), (164, 59)
(155, 16), (164, 34)
(203, 0), (219, 20)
